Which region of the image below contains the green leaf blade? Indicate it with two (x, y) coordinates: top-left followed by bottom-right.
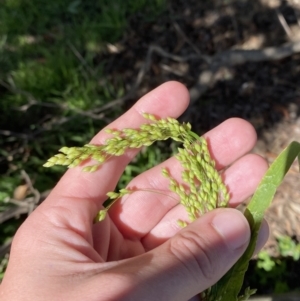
(206, 141), (300, 301)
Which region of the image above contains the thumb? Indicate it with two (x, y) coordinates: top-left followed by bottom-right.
(102, 208), (250, 301)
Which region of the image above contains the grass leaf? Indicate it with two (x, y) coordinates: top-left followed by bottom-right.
(207, 141), (300, 300)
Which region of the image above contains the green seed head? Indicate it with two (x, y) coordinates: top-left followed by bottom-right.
(44, 113), (230, 226)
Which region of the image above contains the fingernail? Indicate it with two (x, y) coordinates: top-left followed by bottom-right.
(211, 209), (250, 251)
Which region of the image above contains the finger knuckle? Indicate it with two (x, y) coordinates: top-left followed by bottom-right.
(169, 230), (217, 282)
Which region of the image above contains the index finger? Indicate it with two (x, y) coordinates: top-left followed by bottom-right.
(41, 82), (190, 221)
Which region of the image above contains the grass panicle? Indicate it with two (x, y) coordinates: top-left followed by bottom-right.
(44, 113), (230, 225)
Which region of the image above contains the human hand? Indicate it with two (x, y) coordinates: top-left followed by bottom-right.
(0, 82), (269, 301)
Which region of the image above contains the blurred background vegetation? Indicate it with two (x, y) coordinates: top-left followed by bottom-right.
(1, 0), (300, 296)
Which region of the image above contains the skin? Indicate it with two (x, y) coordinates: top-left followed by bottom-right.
(0, 82), (269, 301)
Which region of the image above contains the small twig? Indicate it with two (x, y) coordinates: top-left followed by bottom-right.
(276, 8), (293, 40)
(0, 79), (68, 112)
(1, 71), (111, 122)
(0, 43), (207, 140)
(0, 129), (31, 139)
(67, 41), (97, 77)
(0, 190), (51, 224)
(148, 44), (210, 64)
(3, 39), (300, 139)
(84, 44), (194, 114)
(160, 63), (187, 76)
(173, 22), (204, 57)
(8, 199), (32, 208)
(2, 170), (40, 217)
(18, 101), (67, 112)
(0, 80), (36, 108)
(0, 190), (51, 258)
(189, 40), (300, 104)
(21, 170), (40, 207)
(0, 205), (31, 224)
(0, 78), (109, 134)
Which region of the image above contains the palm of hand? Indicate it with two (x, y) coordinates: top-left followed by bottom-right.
(0, 82), (268, 301)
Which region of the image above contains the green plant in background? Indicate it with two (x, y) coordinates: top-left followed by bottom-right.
(46, 114), (300, 300)
(278, 235), (300, 260)
(257, 251), (276, 272)
(0, 176), (20, 211)
(256, 234), (300, 272)
(254, 236), (300, 294)
(0, 255), (9, 280)
(0, 0), (167, 281)
(254, 258), (290, 294)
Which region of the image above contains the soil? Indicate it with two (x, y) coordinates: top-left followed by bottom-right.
(99, 0), (300, 256)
